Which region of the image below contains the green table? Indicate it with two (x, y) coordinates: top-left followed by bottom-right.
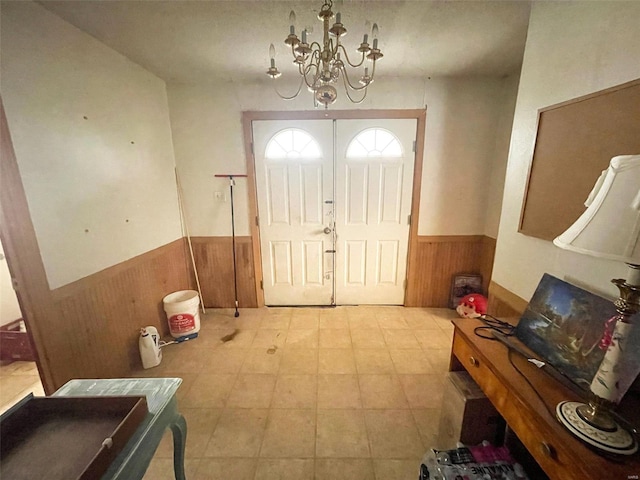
(53, 377), (186, 480)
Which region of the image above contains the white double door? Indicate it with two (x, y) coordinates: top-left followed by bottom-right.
(254, 118), (416, 306)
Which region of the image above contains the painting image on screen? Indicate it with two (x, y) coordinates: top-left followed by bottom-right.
(516, 274), (640, 391)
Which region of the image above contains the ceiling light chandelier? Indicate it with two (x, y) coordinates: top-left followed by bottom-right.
(265, 0), (383, 108)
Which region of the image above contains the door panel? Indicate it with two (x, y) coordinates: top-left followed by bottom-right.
(253, 120), (334, 306)
(335, 119), (416, 305)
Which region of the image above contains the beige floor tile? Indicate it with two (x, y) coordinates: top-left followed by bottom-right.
(353, 348), (395, 374)
(314, 458), (375, 480)
(426, 348), (452, 373)
(194, 458), (257, 480)
(279, 348), (318, 374)
(316, 409), (370, 458)
(204, 408), (268, 457)
(318, 308), (349, 329)
(200, 348), (248, 374)
(348, 316), (377, 330)
(252, 329), (287, 349)
(152, 408), (223, 459)
(350, 328), (387, 349)
(318, 348), (357, 374)
(290, 310), (320, 329)
(318, 328), (352, 348)
(271, 374), (317, 408)
(159, 346), (208, 373)
(317, 374), (362, 409)
(389, 349), (434, 374)
(233, 312), (264, 330)
(181, 374), (236, 408)
(285, 329), (318, 348)
(217, 329), (258, 348)
(260, 314), (291, 330)
(381, 329), (420, 348)
(226, 374), (277, 408)
(376, 313), (410, 330)
(398, 374), (445, 409)
(414, 329), (452, 350)
(359, 375), (409, 409)
(143, 457), (201, 480)
(373, 459), (420, 480)
(241, 348), (283, 374)
(173, 373), (198, 404)
(411, 409), (441, 449)
(403, 309), (442, 330)
(364, 410), (424, 459)
(254, 459), (315, 480)
(260, 409), (316, 458)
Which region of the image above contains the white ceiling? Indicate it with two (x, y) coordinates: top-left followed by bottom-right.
(37, 0), (532, 83)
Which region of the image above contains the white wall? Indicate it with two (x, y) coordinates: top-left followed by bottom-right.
(0, 241), (22, 325)
(1, 2), (182, 289)
(167, 75), (518, 238)
(493, 1), (640, 301)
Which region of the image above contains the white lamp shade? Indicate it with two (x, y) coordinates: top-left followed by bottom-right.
(554, 155), (640, 265)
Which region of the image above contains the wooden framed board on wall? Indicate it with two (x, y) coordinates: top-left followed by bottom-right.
(519, 78), (640, 241)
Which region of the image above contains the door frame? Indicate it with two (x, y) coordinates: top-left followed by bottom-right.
(242, 109), (427, 307)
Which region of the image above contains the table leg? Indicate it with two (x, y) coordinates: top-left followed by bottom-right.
(170, 414), (187, 480)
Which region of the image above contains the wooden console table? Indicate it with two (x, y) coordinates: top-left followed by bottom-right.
(450, 318), (640, 479)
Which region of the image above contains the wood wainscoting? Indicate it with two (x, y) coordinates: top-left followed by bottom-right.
(49, 239), (192, 386)
(405, 235), (496, 307)
(190, 236), (258, 308)
(487, 280), (528, 318)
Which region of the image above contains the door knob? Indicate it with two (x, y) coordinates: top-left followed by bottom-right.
(323, 227), (332, 234)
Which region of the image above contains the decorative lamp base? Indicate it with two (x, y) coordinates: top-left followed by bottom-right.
(557, 401), (637, 455)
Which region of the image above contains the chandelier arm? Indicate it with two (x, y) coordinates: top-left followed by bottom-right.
(299, 51), (321, 84)
(302, 63), (320, 89)
(272, 75), (305, 100)
(336, 44), (367, 68)
(339, 64), (369, 91)
(341, 74), (368, 104)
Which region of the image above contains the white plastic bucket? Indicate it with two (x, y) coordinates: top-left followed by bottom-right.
(163, 290), (201, 339)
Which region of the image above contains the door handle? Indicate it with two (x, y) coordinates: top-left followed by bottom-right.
(323, 227), (332, 234)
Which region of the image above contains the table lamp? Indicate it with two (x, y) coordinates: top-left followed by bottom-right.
(553, 154), (640, 455)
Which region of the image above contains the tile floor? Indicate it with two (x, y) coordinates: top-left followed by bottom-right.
(140, 306), (456, 480)
(0, 358), (44, 414)
(0, 306), (457, 480)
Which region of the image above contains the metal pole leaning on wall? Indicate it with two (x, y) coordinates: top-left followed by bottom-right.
(175, 168), (206, 314)
(215, 174), (247, 318)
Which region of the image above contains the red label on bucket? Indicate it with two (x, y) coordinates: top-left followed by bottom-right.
(169, 313), (196, 333)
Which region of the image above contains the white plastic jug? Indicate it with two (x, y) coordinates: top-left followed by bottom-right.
(139, 326), (162, 369)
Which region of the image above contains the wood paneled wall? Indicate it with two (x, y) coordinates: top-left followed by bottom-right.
(48, 239), (191, 386)
(190, 236), (258, 308)
(487, 280), (528, 318)
(405, 235), (496, 307)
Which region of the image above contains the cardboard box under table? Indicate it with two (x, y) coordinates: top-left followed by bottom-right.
(438, 370), (502, 448)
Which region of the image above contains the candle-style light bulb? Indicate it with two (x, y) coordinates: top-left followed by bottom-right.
(269, 43), (276, 68)
(302, 29), (307, 44)
(336, 12), (341, 24)
(363, 20), (371, 44)
(372, 23), (379, 49)
(289, 10), (296, 35)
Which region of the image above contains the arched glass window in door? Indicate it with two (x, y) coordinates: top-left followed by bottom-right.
(346, 128), (403, 158)
(265, 128), (322, 159)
